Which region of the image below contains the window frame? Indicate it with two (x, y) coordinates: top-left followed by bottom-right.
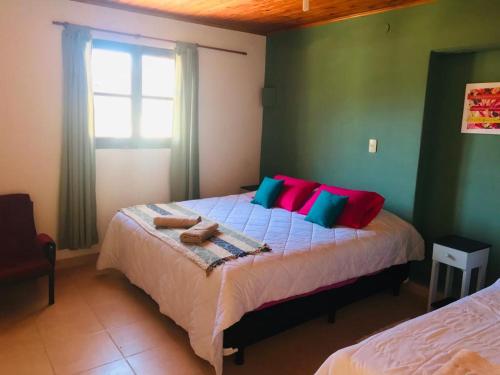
(92, 39), (175, 149)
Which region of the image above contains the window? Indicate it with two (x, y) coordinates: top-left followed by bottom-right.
(91, 40), (175, 148)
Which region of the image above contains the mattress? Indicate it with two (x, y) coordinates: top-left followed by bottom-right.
(97, 193), (424, 374)
(315, 279), (500, 375)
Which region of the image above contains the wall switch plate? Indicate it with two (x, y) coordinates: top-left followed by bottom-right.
(369, 139), (377, 153)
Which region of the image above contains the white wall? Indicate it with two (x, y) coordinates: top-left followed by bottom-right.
(0, 0), (266, 257)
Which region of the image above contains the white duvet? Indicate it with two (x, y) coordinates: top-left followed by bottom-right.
(315, 279), (500, 375)
(97, 193), (424, 374)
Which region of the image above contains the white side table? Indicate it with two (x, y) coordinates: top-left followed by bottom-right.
(427, 235), (490, 311)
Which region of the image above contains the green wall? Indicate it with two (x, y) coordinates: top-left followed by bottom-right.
(261, 0), (500, 282)
(414, 50), (500, 284)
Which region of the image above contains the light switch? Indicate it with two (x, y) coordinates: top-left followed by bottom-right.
(369, 139), (377, 153)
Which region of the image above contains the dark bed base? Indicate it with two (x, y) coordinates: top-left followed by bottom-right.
(223, 262), (410, 365)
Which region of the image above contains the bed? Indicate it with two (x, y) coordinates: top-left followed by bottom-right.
(97, 192), (424, 374)
(315, 279), (500, 375)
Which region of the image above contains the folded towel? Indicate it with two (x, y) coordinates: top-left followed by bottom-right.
(434, 350), (500, 375)
(153, 215), (201, 229)
(122, 203), (271, 274)
(180, 221), (219, 244)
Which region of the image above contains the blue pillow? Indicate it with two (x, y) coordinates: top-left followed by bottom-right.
(305, 191), (348, 228)
(251, 177), (284, 209)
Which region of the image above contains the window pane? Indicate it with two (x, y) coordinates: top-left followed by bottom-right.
(142, 55), (175, 97)
(140, 98), (173, 138)
(94, 95), (132, 138)
(92, 49), (131, 95)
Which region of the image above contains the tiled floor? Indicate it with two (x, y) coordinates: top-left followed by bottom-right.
(0, 264), (426, 375)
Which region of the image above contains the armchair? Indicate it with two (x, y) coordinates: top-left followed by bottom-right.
(0, 194), (56, 305)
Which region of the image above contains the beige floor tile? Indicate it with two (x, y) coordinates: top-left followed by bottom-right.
(0, 315), (43, 349)
(55, 284), (79, 301)
(36, 303), (104, 341)
(41, 284), (86, 313)
(78, 276), (133, 307)
(0, 342), (54, 375)
(0, 263), (428, 375)
(108, 316), (184, 356)
(44, 331), (122, 375)
(57, 264), (99, 283)
(127, 343), (213, 375)
(78, 359), (134, 375)
(90, 294), (159, 330)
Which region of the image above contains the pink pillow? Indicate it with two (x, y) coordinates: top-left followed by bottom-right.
(273, 175), (320, 211)
(298, 184), (385, 228)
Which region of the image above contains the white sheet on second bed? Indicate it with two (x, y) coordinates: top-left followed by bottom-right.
(97, 193), (424, 374)
(315, 279), (500, 375)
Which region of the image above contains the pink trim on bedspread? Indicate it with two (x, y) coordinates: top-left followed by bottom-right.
(254, 269), (384, 311)
(255, 277), (358, 311)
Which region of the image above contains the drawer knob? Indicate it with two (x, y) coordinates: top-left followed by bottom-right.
(447, 253), (455, 260)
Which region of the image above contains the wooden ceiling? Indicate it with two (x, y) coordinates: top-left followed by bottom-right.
(74, 0), (431, 35)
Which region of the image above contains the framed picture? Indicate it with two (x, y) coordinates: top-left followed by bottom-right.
(461, 82), (500, 135)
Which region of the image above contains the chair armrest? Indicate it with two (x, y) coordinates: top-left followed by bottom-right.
(36, 233), (56, 266)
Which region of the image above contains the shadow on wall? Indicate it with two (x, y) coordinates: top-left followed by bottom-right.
(260, 33), (321, 181)
(413, 48), (500, 286)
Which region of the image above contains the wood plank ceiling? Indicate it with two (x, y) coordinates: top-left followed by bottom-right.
(74, 0), (431, 35)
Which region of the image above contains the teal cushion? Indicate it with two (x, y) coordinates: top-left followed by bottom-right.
(305, 191), (348, 228)
(251, 177), (284, 209)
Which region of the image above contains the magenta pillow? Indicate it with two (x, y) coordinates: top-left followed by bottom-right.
(273, 175), (320, 211)
(298, 185), (385, 229)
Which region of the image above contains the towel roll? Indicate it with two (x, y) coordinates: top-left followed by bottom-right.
(153, 215), (201, 229)
(180, 221), (219, 244)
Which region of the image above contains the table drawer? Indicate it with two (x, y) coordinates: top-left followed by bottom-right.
(433, 244), (468, 268)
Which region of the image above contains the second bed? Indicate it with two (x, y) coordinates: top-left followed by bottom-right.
(315, 279), (500, 375)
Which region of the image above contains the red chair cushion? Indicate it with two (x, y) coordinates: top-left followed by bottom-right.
(0, 250), (51, 282)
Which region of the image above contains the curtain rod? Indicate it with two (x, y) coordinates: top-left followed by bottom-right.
(52, 21), (248, 56)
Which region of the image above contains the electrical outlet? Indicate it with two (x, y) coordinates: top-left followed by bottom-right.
(369, 139), (377, 153)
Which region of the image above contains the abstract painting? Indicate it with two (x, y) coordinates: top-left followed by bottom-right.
(461, 82), (500, 134)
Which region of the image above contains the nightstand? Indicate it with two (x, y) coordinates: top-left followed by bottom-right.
(427, 235), (490, 311)
(240, 184), (259, 193)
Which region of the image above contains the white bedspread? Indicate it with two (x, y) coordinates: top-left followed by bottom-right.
(97, 193), (424, 374)
(315, 279), (500, 375)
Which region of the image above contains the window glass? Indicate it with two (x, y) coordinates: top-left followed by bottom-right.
(90, 41), (174, 147)
(142, 55), (175, 98)
(92, 49), (131, 95)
